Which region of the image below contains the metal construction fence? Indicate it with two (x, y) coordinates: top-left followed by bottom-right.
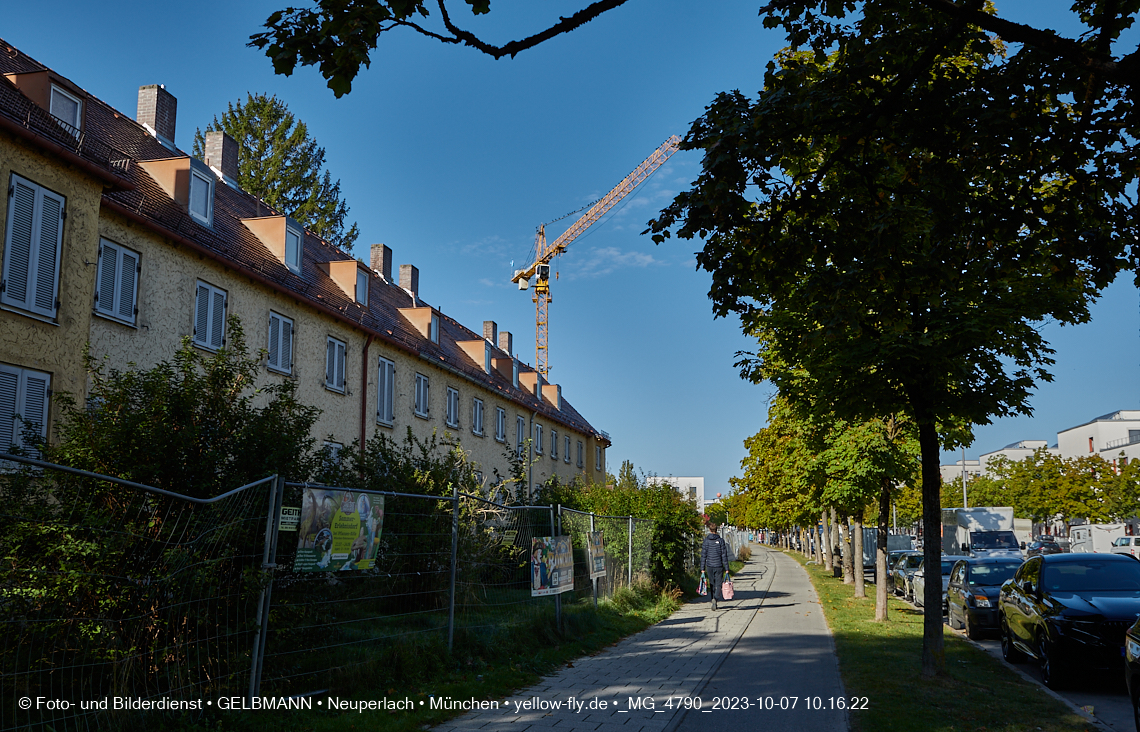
(0, 455), (657, 730)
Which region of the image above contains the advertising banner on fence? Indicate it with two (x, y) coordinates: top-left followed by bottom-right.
(293, 488), (385, 572)
(531, 536), (573, 596)
(587, 531), (606, 579)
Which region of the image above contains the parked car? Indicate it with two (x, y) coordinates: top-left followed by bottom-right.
(1026, 540), (1064, 558)
(1110, 536), (1140, 558)
(1125, 618), (1140, 729)
(890, 551), (925, 601)
(947, 557), (1023, 639)
(999, 554), (1140, 689)
(912, 558), (957, 613)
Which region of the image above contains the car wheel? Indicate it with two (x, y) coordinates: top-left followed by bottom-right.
(965, 613), (981, 641)
(1039, 633), (1066, 689)
(1001, 619), (1025, 663)
(948, 606), (964, 630)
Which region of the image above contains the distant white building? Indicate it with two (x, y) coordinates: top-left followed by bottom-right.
(651, 476), (705, 513)
(1057, 410), (1140, 467)
(979, 440), (1056, 474)
(940, 459), (982, 486)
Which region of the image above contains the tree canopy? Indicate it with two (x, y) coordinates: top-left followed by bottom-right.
(192, 93), (360, 250)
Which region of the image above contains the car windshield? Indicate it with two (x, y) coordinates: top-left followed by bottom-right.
(971, 532), (1019, 550)
(968, 562), (1021, 586)
(904, 555), (924, 569)
(1042, 560), (1140, 592)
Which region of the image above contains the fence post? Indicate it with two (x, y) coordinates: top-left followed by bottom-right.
(249, 475), (282, 701)
(554, 505), (562, 631)
(448, 482), (459, 652)
(590, 512), (597, 608)
(627, 516), (633, 588)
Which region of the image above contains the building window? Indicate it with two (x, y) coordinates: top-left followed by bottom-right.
(534, 424), (543, 454)
(495, 407), (506, 442)
(1089, 437), (1095, 453)
(446, 386), (460, 428)
(285, 227), (302, 273)
(94, 238), (139, 325)
(414, 373), (430, 417)
(472, 398), (484, 436)
(49, 85), (82, 136)
(193, 281), (227, 350)
(323, 440), (343, 471)
(188, 166), (214, 226)
(517, 416), (526, 458)
(0, 364), (50, 458)
(430, 311), (440, 343)
(577, 441), (584, 468)
(2, 174), (64, 320)
(551, 429), (558, 460)
(356, 268), (369, 306)
(325, 337), (347, 393)
(512, 358), (519, 389)
(267, 312), (294, 374)
(564, 435), (571, 464)
(595, 445), (603, 472)
(484, 343), (492, 374)
(377, 357), (395, 426)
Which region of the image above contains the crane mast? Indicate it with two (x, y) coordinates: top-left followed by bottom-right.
(513, 135), (681, 377)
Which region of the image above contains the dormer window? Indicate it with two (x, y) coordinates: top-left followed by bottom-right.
(512, 358), (519, 389)
(188, 164), (214, 226)
(430, 311), (439, 343)
(285, 227), (302, 273)
(49, 85), (82, 136)
(356, 268), (369, 306)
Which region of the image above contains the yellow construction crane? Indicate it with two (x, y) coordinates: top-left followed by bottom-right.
(512, 135), (682, 377)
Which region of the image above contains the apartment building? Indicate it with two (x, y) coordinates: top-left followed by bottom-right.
(0, 39), (608, 493)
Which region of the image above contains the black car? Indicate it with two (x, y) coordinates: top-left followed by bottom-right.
(1124, 619), (1140, 730)
(999, 553), (1140, 689)
(947, 557), (1023, 639)
(1026, 540), (1064, 558)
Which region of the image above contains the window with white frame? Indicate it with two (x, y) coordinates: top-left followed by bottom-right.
(193, 281), (227, 350)
(377, 357), (395, 426)
(512, 358), (519, 389)
(595, 445), (602, 471)
(472, 398), (484, 436)
(414, 373), (430, 417)
(534, 424), (543, 454)
(0, 364), (50, 458)
(2, 174), (64, 320)
(267, 311), (293, 374)
(430, 311), (439, 343)
(564, 435), (571, 463)
(94, 238), (139, 325)
(577, 441), (584, 468)
(356, 268), (369, 306)
(323, 440), (343, 471)
(285, 226), (302, 273)
(516, 416), (525, 457)
(495, 407), (506, 442)
(188, 165), (214, 226)
(446, 386), (460, 428)
(325, 337), (347, 392)
(484, 343), (492, 374)
(49, 85), (82, 136)
(550, 430), (558, 460)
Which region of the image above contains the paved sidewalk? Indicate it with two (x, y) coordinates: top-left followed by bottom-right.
(432, 546), (847, 732)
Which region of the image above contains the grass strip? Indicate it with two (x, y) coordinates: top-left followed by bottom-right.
(155, 582), (683, 732)
(785, 551), (1092, 732)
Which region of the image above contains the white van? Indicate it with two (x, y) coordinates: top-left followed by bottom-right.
(1110, 536), (1140, 558)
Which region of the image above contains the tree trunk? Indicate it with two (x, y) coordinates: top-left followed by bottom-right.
(839, 517), (853, 584)
(876, 477), (891, 622)
(918, 420), (945, 676)
(831, 507), (842, 571)
(821, 510), (834, 571)
(853, 515), (866, 598)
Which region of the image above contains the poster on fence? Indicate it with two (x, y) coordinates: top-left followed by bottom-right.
(530, 536), (573, 597)
(293, 488), (385, 572)
(587, 531), (606, 579)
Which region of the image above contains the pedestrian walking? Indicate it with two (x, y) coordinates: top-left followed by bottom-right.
(701, 522), (731, 611)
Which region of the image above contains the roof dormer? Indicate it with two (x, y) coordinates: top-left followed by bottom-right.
(398, 306), (440, 344)
(458, 339), (493, 374)
(317, 259), (371, 305)
(542, 383), (563, 411)
(138, 155), (214, 226)
(4, 71), (86, 138)
(519, 371), (543, 397)
(243, 215), (304, 273)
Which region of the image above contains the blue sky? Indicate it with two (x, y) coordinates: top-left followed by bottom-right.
(5, 1), (1136, 500)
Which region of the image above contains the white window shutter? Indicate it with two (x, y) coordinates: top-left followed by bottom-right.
(337, 341), (346, 389)
(34, 191), (62, 316)
(281, 318), (293, 372)
(194, 284), (210, 343)
(21, 372), (48, 455)
(0, 366), (17, 451)
(118, 249), (137, 322)
(326, 340), (335, 386)
(268, 314), (281, 369)
(210, 291), (225, 348)
(96, 242), (118, 314)
(3, 179), (37, 311)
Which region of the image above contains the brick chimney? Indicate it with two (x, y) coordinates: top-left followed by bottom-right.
(203, 131), (239, 182)
(137, 84), (177, 144)
(498, 330), (512, 356)
(371, 244), (393, 281)
(400, 264), (419, 299)
(483, 320), (498, 344)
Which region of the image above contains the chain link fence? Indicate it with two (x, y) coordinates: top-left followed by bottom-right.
(0, 456), (661, 727)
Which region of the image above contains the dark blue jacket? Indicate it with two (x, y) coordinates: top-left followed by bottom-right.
(701, 532), (730, 570)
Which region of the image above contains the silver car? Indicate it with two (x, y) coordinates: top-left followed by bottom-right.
(912, 558), (957, 614)
(890, 551), (925, 601)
